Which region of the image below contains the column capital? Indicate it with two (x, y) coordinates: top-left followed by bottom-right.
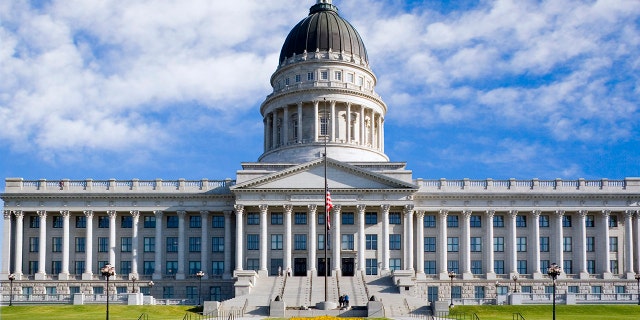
(153, 210), (163, 217)
(403, 204), (414, 214)
(60, 210), (70, 217)
(106, 210), (117, 218)
(357, 204), (366, 214)
(332, 204), (342, 213)
(415, 210), (425, 219)
(84, 210), (94, 218)
(283, 204), (293, 214)
(624, 210), (636, 219)
(461, 210), (472, 218)
(234, 204), (245, 215)
(381, 204), (390, 213)
(37, 210), (47, 218)
(438, 209), (449, 218)
(4, 210), (13, 219)
(130, 210), (140, 218)
(577, 210), (588, 217)
(508, 210), (518, 218)
(259, 204), (269, 213)
(224, 210), (233, 218)
(601, 209), (611, 217)
(554, 210), (565, 217)
(485, 210), (495, 218)
(14, 210), (24, 219)
(176, 210), (186, 217)
(200, 210), (210, 217)
(307, 204), (317, 214)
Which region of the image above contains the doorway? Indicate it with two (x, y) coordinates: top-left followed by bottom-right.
(294, 258), (307, 276)
(341, 258), (355, 276)
(317, 258), (332, 276)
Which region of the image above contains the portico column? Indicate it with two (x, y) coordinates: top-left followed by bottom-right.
(152, 211), (164, 280)
(404, 205), (414, 271)
(234, 205), (245, 272)
(107, 210), (117, 267)
(553, 210), (564, 277)
(176, 211), (186, 279)
(529, 210), (542, 278)
(636, 211), (640, 274)
(438, 210), (449, 279)
(284, 204), (293, 272)
(381, 204), (390, 271)
(259, 205), (269, 273)
(13, 211), (24, 278)
(332, 205), (342, 274)
(60, 210), (71, 279)
(83, 210), (94, 280)
(200, 211), (210, 279)
(485, 210), (496, 279)
(2, 211), (12, 279)
(357, 205), (366, 272)
(224, 211), (233, 278)
(415, 211), (425, 276)
(35, 210), (47, 280)
(508, 210), (518, 276)
(600, 210), (612, 277)
(461, 210), (472, 278)
(130, 210), (140, 278)
(577, 210), (589, 279)
(624, 210), (635, 278)
(308, 205), (318, 273)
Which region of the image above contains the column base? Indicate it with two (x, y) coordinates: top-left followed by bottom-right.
(625, 272), (636, 280)
(439, 272), (450, 281)
(532, 272), (544, 280)
(602, 272), (614, 279)
(128, 273), (139, 280)
(462, 272), (474, 280)
(416, 272), (427, 280)
(579, 272), (590, 280)
(82, 272), (94, 281)
(35, 272), (47, 280)
(59, 273), (71, 280)
(257, 269), (269, 277)
(485, 272), (497, 280)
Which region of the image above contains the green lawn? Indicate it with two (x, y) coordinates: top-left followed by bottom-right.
(450, 305), (640, 320)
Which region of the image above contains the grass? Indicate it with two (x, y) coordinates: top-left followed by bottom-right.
(451, 305), (640, 320)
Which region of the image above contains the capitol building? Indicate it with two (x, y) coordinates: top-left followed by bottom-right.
(2, 0), (640, 315)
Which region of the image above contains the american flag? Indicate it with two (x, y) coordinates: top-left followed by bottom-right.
(326, 189), (333, 230)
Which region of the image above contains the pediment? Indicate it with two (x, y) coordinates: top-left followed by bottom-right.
(231, 158), (417, 191)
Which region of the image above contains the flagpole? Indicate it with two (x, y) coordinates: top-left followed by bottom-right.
(323, 98), (328, 303)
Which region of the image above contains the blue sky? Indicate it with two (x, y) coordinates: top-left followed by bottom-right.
(1, 0), (639, 188)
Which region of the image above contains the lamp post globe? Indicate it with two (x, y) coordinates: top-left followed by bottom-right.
(448, 271), (456, 308)
(547, 263), (562, 320)
(196, 270), (205, 306)
(8, 274), (15, 307)
(100, 264), (116, 320)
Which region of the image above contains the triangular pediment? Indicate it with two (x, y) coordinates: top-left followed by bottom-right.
(231, 158), (417, 191)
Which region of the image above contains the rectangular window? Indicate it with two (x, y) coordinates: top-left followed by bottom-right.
(30, 216), (40, 228)
(389, 212), (401, 224)
(334, 71), (342, 81)
(247, 213), (259, 225)
(586, 237), (595, 252)
(307, 72), (314, 81)
(271, 213), (283, 225)
(517, 260), (528, 274)
(342, 213), (354, 225)
(447, 215), (459, 228)
(425, 261), (437, 274)
(120, 261), (131, 275)
(163, 287), (174, 299)
(365, 212), (377, 224)
(212, 216), (224, 228)
(585, 215), (595, 227)
(562, 215), (572, 227)
(347, 73), (354, 83)
(98, 237), (108, 252)
(563, 237), (572, 252)
(271, 234), (283, 250)
(143, 261), (154, 275)
(366, 234), (378, 250)
(609, 215), (618, 227)
(424, 215), (436, 227)
(471, 260), (483, 274)
(540, 260), (550, 272)
(294, 212), (307, 225)
(615, 286), (625, 294)
(186, 286), (197, 300)
(475, 286), (485, 299)
(295, 234), (307, 250)
(247, 259), (259, 271)
(321, 71), (328, 80)
(270, 259), (283, 276)
(470, 215), (482, 227)
(592, 286), (602, 294)
(366, 259), (378, 275)
(470, 237), (482, 252)
(295, 74), (301, 83)
(28, 261), (38, 274)
(494, 260), (505, 274)
(318, 234), (330, 250)
(587, 260), (596, 274)
(494, 237), (504, 252)
(52, 237), (62, 252)
(389, 258), (401, 271)
(166, 237), (178, 252)
(357, 76), (364, 86)
(189, 237), (201, 252)
(212, 261), (224, 275)
(121, 237), (132, 252)
(210, 286), (222, 301)
(539, 215), (550, 227)
(166, 261), (178, 275)
(75, 216), (86, 228)
(447, 260), (459, 274)
(166, 216), (178, 228)
(610, 237), (618, 252)
(75, 237), (85, 252)
(564, 260), (573, 274)
(144, 216), (156, 228)
(447, 237), (459, 252)
(517, 237), (527, 252)
(189, 216), (201, 228)
(98, 216), (109, 228)
(568, 286), (579, 294)
(69, 286), (80, 294)
(188, 261), (201, 275)
(516, 215), (527, 227)
(29, 237), (39, 252)
(452, 286), (462, 299)
(75, 261), (85, 275)
(341, 234), (354, 250)
(610, 260), (619, 274)
(540, 237), (550, 252)
(425, 237), (437, 252)
(389, 234), (401, 250)
(493, 215), (505, 227)
(121, 216), (132, 228)
(212, 237), (224, 252)
(144, 237), (155, 252)
(285, 78), (290, 86)
(53, 216), (63, 228)
(246, 235), (259, 250)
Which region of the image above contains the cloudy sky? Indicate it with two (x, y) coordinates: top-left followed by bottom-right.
(1, 0), (639, 187)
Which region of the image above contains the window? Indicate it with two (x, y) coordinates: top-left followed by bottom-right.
(494, 237), (504, 252)
(540, 260), (550, 272)
(247, 259), (259, 271)
(366, 234), (378, 250)
(188, 261), (201, 275)
(610, 237), (618, 252)
(585, 215), (595, 227)
(246, 235), (259, 250)
(615, 286), (625, 294)
(295, 212), (307, 225)
(75, 237), (85, 252)
(166, 262), (178, 275)
(285, 78), (290, 86)
(342, 213), (354, 225)
(212, 261), (224, 275)
(75, 216), (86, 228)
(389, 258), (401, 271)
(271, 213), (283, 225)
(347, 73), (354, 83)
(562, 215), (572, 227)
(545, 286), (554, 294)
(295, 74), (301, 83)
(474, 286), (485, 299)
(610, 260), (619, 274)
(516, 216), (526, 227)
(365, 212), (377, 224)
(568, 286), (579, 294)
(424, 215), (436, 227)
(247, 213), (259, 225)
(116, 286), (127, 294)
(470, 237), (482, 252)
(448, 260), (459, 274)
(587, 260), (596, 274)
(470, 215), (482, 227)
(334, 71), (342, 81)
(120, 261), (131, 275)
(98, 237), (108, 252)
(52, 237), (62, 252)
(447, 215), (459, 227)
(144, 237), (155, 252)
(517, 237), (527, 252)
(452, 286), (462, 299)
(69, 286), (80, 294)
(163, 287), (174, 299)
(563, 237), (572, 252)
(46, 286), (57, 295)
(494, 260), (505, 274)
(93, 287), (104, 295)
(189, 216), (201, 228)
(143, 261), (154, 275)
(189, 237), (201, 252)
(167, 216), (178, 228)
(564, 260), (573, 274)
(493, 215), (505, 227)
(212, 216), (224, 228)
(271, 234), (283, 250)
(320, 116), (328, 136)
(539, 215), (550, 227)
(144, 216), (156, 228)
(98, 216), (109, 228)
(425, 261), (437, 274)
(121, 237), (132, 252)
(586, 237), (595, 252)
(30, 216), (40, 228)
(166, 237), (178, 252)
(53, 216), (63, 228)
(210, 286), (222, 302)
(609, 215), (618, 227)
(357, 76), (364, 86)
(321, 71), (328, 80)
(270, 259), (283, 276)
(295, 234), (307, 250)
(390, 234), (401, 250)
(425, 237), (437, 252)
(540, 237), (549, 252)
(29, 237), (39, 252)
(497, 286), (509, 295)
(591, 286), (602, 294)
(341, 234), (354, 250)
(517, 260), (527, 274)
(366, 259), (378, 275)
(121, 216), (132, 228)
(471, 260), (482, 274)
(51, 261), (61, 274)
(212, 237), (224, 252)
(28, 261), (38, 274)
(447, 237), (459, 252)
(307, 72), (314, 81)
(389, 212), (401, 224)
(318, 234), (330, 250)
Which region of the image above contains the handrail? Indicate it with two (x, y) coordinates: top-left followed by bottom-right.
(472, 313), (481, 320)
(512, 312), (526, 320)
(136, 313), (148, 320)
(361, 272), (371, 301)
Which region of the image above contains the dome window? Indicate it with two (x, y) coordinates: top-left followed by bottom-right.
(335, 71), (342, 81)
(295, 75), (301, 83)
(321, 71), (328, 80)
(307, 72), (314, 81)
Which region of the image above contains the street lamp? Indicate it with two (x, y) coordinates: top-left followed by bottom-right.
(101, 263), (116, 320)
(547, 263), (562, 320)
(512, 275), (519, 293)
(131, 276), (137, 293)
(8, 274), (15, 306)
(635, 273), (640, 306)
(148, 281), (154, 296)
(448, 271), (456, 308)
(196, 270), (205, 306)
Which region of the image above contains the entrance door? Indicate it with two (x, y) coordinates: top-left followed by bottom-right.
(317, 258), (332, 276)
(342, 258), (355, 276)
(294, 258), (307, 276)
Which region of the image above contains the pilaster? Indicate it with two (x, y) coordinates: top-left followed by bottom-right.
(176, 210), (186, 280)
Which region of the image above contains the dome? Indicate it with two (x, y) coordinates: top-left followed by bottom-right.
(279, 1), (369, 64)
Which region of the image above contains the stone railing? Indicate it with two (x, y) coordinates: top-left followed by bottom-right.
(4, 178), (236, 194)
(414, 178), (640, 193)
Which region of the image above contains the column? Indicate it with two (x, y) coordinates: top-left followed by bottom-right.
(272, 112), (278, 149)
(308, 205), (318, 274)
(485, 210), (496, 279)
(107, 210), (117, 267)
(14, 211), (24, 277)
(35, 210), (47, 280)
(330, 101), (336, 141)
(360, 105), (365, 146)
(175, 211), (186, 279)
(461, 210), (472, 278)
(130, 210), (140, 277)
(200, 211), (210, 279)
(234, 205), (245, 272)
(60, 210), (71, 279)
(553, 210), (564, 277)
(636, 211), (640, 274)
(415, 211), (425, 276)
(332, 205), (342, 273)
(380, 117), (385, 153)
(263, 117), (268, 151)
(284, 204), (293, 272)
(283, 105), (289, 145)
(600, 210), (612, 277)
(376, 115), (382, 150)
(508, 210), (518, 275)
(346, 103), (351, 142)
(152, 211), (163, 280)
(357, 205), (366, 272)
(529, 210), (542, 279)
(314, 101), (319, 142)
(83, 210), (94, 280)
(297, 102), (303, 143)
(577, 210), (589, 279)
(381, 204), (390, 271)
(438, 209), (449, 279)
(2, 211), (12, 279)
(224, 211), (233, 278)
(259, 205), (268, 273)
(404, 205), (414, 271)
(624, 210), (635, 278)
